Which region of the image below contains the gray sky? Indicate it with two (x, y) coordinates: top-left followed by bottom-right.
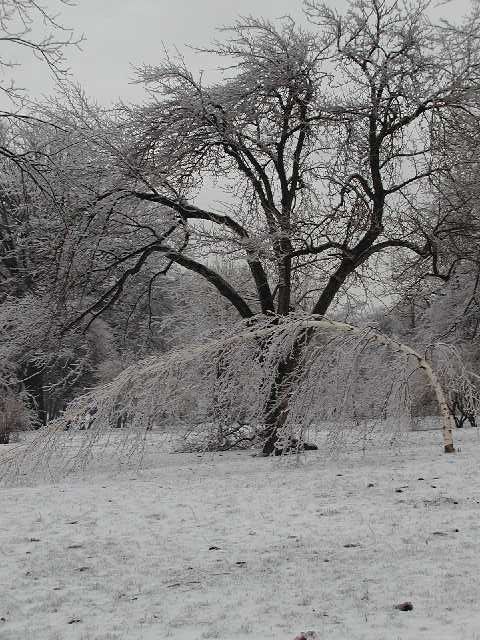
(15, 0), (307, 104)
(11, 0), (472, 106)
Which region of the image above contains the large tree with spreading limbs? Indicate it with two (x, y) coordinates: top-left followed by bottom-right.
(60, 0), (480, 453)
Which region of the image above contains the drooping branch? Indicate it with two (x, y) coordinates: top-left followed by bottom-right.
(212, 317), (458, 453)
(52, 317), (458, 461)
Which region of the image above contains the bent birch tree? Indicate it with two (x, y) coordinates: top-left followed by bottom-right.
(44, 317), (462, 463)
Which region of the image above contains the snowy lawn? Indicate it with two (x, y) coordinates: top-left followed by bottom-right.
(1, 428), (480, 640)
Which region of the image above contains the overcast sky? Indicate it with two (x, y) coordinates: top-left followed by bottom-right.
(9, 0), (473, 106)
(15, 0), (306, 104)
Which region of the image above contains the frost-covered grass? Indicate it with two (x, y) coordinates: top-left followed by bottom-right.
(1, 428), (480, 639)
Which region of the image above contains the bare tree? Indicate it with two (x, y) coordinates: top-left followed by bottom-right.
(0, 0), (81, 440)
(0, 0), (80, 302)
(55, 0), (480, 453)
(0, 0), (80, 99)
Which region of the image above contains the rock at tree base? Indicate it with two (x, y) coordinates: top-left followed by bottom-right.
(261, 437), (319, 456)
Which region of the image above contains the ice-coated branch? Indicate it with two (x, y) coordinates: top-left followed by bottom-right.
(50, 316), (463, 462)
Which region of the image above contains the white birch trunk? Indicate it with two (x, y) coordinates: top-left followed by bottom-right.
(298, 320), (456, 453)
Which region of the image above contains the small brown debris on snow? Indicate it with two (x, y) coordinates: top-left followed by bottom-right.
(394, 602), (413, 611)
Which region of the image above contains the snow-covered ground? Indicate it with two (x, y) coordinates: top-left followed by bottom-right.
(1, 427), (480, 640)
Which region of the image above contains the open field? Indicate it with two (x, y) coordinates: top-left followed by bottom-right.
(1, 427), (480, 639)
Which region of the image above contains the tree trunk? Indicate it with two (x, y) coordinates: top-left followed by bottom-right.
(261, 264), (351, 456)
(0, 415), (10, 444)
(261, 329), (309, 455)
(262, 385), (289, 455)
(23, 364), (47, 427)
